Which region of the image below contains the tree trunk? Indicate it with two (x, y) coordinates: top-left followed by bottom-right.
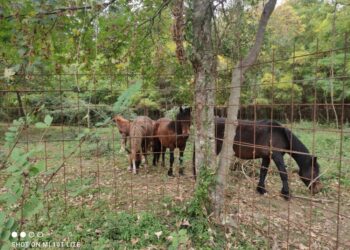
(16, 91), (26, 118)
(172, 0), (186, 64)
(191, 0), (216, 182)
(215, 0), (277, 220)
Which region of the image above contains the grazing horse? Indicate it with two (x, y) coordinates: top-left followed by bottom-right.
(129, 116), (154, 174)
(153, 107), (191, 176)
(214, 118), (323, 198)
(113, 115), (130, 153)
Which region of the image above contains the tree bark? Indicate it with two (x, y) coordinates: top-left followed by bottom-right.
(16, 91), (26, 118)
(191, 0), (216, 179)
(215, 0), (277, 220)
(172, 0), (186, 64)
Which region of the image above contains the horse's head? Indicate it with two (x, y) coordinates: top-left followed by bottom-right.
(176, 106), (192, 137)
(113, 115), (130, 137)
(300, 156), (323, 195)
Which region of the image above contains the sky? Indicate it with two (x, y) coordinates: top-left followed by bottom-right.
(277, 0), (285, 6)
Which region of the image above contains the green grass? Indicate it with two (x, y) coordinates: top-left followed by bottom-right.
(286, 121), (350, 188)
(1, 121), (349, 248)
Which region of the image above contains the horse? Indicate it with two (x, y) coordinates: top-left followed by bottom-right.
(152, 107), (191, 176)
(194, 118), (323, 199)
(113, 115), (130, 153)
(129, 116), (154, 174)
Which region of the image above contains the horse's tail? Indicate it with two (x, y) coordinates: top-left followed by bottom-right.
(130, 125), (142, 162)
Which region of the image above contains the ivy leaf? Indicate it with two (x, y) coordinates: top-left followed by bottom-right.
(0, 193), (18, 206)
(35, 122), (48, 129)
(0, 212), (4, 225)
(23, 195), (43, 218)
(44, 115), (53, 126)
(28, 161), (45, 177)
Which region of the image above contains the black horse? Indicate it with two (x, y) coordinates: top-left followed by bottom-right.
(153, 107), (191, 176)
(195, 118), (323, 199)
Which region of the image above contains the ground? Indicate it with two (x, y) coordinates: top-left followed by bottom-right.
(0, 122), (349, 249)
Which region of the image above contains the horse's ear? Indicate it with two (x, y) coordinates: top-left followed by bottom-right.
(179, 106), (183, 113)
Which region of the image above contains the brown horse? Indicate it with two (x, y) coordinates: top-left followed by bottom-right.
(153, 107), (191, 176)
(195, 118), (322, 199)
(113, 115), (130, 153)
(129, 116), (154, 174)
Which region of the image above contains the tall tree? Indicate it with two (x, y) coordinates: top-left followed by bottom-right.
(191, 0), (217, 184)
(215, 0), (277, 218)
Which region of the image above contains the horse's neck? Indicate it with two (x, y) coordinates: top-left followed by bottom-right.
(289, 139), (310, 170)
(170, 120), (182, 134)
(291, 153), (310, 170)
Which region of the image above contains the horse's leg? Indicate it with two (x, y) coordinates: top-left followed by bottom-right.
(128, 154), (132, 172)
(168, 149), (175, 177)
(161, 146), (166, 168)
(143, 151), (148, 173)
(132, 158), (137, 174)
(152, 138), (160, 167)
(152, 151), (158, 166)
(256, 157), (270, 195)
(272, 153), (290, 200)
(141, 140), (146, 166)
(178, 146), (185, 176)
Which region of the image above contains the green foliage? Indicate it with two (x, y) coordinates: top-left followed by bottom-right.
(0, 116), (52, 249)
(168, 229), (189, 250)
(112, 80), (142, 117)
(260, 73), (303, 104)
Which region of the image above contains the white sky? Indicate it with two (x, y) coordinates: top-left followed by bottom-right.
(277, 0), (285, 6)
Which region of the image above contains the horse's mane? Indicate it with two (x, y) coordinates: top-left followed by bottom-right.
(167, 108), (191, 135)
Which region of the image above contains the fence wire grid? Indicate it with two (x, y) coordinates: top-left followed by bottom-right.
(0, 38), (350, 249)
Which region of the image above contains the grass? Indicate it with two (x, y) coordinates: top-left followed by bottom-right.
(1, 121), (350, 249)
(285, 121), (350, 188)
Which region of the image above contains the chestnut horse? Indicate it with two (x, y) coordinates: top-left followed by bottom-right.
(129, 116), (154, 174)
(113, 115), (130, 153)
(153, 107), (191, 176)
(194, 118), (323, 199)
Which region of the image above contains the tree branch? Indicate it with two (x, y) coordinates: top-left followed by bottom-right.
(3, 0), (117, 20)
(215, 0), (277, 221)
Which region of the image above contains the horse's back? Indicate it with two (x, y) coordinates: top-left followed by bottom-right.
(215, 118), (290, 159)
(131, 116), (154, 137)
(154, 118), (184, 149)
(154, 118), (172, 136)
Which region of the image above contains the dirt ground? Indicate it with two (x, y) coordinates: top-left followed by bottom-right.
(225, 161), (350, 250)
(45, 153), (350, 249)
(1, 124), (350, 249)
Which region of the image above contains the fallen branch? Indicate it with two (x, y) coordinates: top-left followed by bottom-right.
(292, 195), (336, 204)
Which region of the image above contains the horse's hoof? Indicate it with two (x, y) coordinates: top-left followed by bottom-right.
(167, 171), (174, 177)
(281, 190), (291, 200)
(256, 186), (267, 195)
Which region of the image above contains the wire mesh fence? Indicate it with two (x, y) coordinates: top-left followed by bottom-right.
(0, 37), (349, 249)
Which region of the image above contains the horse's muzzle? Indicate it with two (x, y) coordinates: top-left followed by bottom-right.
(310, 181), (323, 195)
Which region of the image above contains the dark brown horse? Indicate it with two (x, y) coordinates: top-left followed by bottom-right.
(129, 116), (154, 174)
(194, 118), (323, 199)
(153, 107), (191, 176)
